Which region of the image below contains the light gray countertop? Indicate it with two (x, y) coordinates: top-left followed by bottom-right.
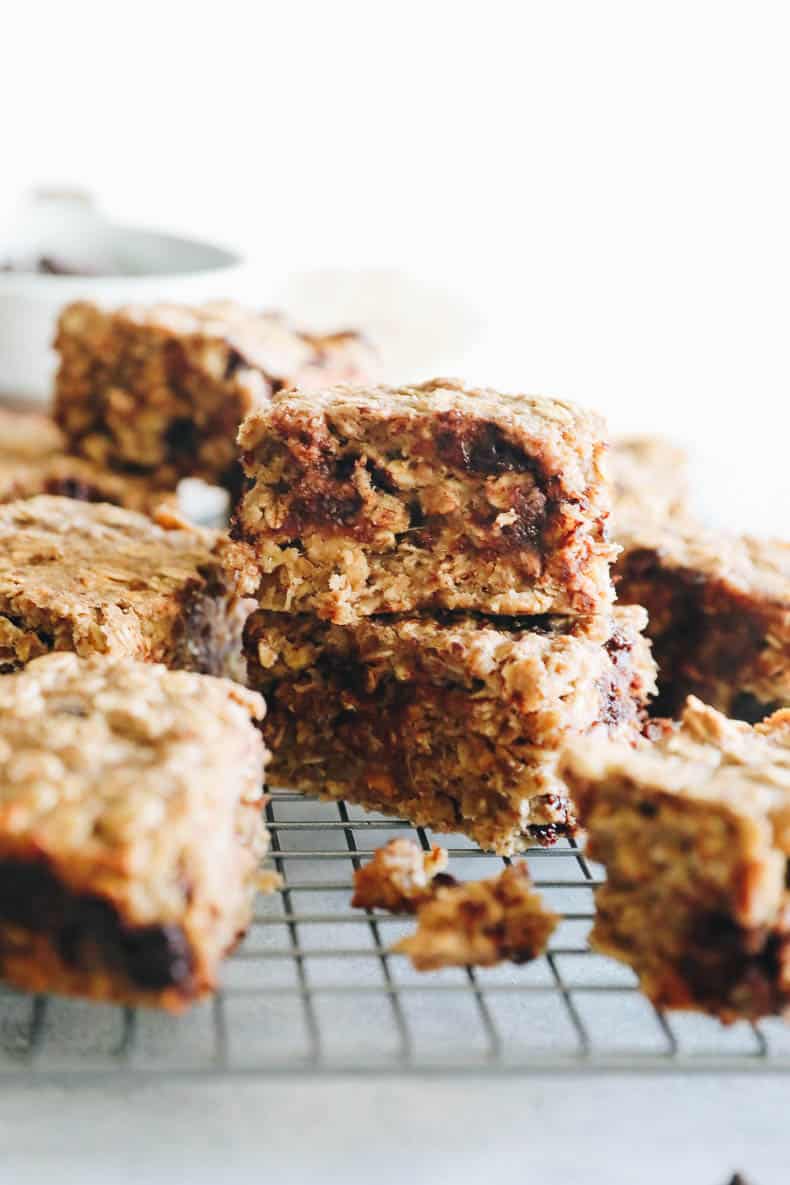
(1, 1076), (788, 1185)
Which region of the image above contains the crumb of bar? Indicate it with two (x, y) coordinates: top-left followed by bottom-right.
(393, 863), (558, 970)
(560, 696), (790, 1021)
(234, 379), (618, 622)
(0, 652), (268, 1010)
(0, 407), (64, 462)
(255, 869), (284, 895)
(614, 514), (790, 720)
(245, 605), (655, 854)
(54, 301), (378, 492)
(611, 435), (689, 525)
(352, 839), (451, 912)
(0, 495), (256, 678)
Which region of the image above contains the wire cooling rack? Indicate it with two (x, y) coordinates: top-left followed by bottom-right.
(1, 789), (789, 1080)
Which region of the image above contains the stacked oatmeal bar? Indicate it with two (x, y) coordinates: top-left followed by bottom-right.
(233, 379), (655, 853)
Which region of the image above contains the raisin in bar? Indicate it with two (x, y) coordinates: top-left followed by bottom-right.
(561, 697), (790, 1021)
(234, 380), (617, 622)
(245, 605), (655, 854)
(0, 495), (255, 677)
(54, 301), (378, 491)
(394, 864), (558, 970)
(611, 435), (689, 525)
(0, 653), (268, 1009)
(352, 839), (450, 913)
(615, 515), (790, 720)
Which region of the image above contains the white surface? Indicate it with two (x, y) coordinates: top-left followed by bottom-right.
(0, 1077), (787, 1185)
(1, 4), (789, 1182)
(4, 1), (790, 532)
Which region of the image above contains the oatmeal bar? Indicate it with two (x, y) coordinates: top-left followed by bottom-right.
(394, 864), (558, 970)
(0, 653), (268, 1009)
(611, 436), (689, 525)
(234, 380), (617, 622)
(0, 407), (173, 514)
(615, 515), (790, 720)
(0, 495), (255, 678)
(246, 605), (655, 854)
(560, 697), (790, 1021)
(352, 839), (450, 913)
(54, 301), (378, 491)
(0, 453), (174, 515)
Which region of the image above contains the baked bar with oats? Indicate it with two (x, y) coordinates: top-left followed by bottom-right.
(0, 453), (174, 515)
(394, 864), (558, 970)
(245, 605), (656, 854)
(0, 653), (268, 1010)
(0, 405), (174, 515)
(611, 435), (689, 525)
(615, 515), (790, 720)
(352, 839), (451, 913)
(0, 495), (255, 678)
(234, 379), (617, 623)
(560, 697), (790, 1021)
(54, 301), (378, 492)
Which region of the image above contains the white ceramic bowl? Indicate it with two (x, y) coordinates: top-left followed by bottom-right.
(0, 194), (256, 403)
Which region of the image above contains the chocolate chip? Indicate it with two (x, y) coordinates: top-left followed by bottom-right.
(637, 801), (659, 818)
(435, 412), (538, 477)
(165, 417), (199, 458)
(224, 348), (247, 380)
(0, 858), (195, 993)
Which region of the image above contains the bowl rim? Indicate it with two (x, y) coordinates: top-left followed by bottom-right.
(0, 224), (246, 289)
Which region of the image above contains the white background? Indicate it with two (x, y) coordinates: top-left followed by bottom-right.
(4, 0), (789, 532)
(2, 4), (789, 1182)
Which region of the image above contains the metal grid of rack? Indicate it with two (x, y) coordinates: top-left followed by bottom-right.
(1, 789), (789, 1079)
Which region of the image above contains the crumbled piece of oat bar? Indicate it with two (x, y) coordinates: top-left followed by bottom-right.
(234, 379), (617, 622)
(54, 301), (378, 491)
(560, 697), (790, 1021)
(246, 605), (655, 854)
(0, 495), (255, 678)
(611, 435), (689, 525)
(394, 863), (558, 970)
(614, 515), (790, 720)
(0, 653), (269, 1009)
(352, 839), (450, 912)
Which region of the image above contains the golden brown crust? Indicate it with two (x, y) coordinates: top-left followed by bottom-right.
(393, 864), (558, 970)
(0, 495), (252, 678)
(351, 840), (449, 912)
(614, 515), (790, 718)
(0, 653), (268, 1010)
(245, 606), (655, 854)
(53, 301), (378, 491)
(235, 379), (617, 621)
(560, 697), (790, 1020)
